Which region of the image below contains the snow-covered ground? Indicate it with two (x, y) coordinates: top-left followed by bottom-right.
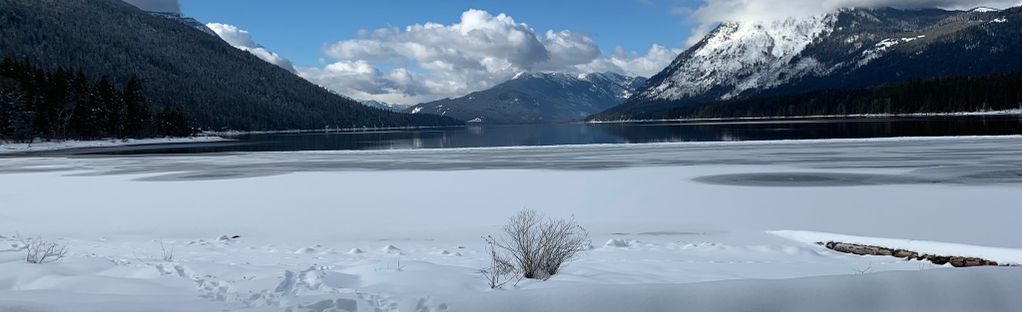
(1, 136), (1021, 311)
(0, 136), (227, 154)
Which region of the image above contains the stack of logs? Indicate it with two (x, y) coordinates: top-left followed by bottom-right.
(820, 241), (1007, 267)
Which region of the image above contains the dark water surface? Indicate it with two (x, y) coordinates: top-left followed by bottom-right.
(71, 115), (1022, 155)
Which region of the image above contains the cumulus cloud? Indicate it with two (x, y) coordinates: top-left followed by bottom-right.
(122, 0), (181, 14)
(299, 9), (680, 105)
(678, 0), (1022, 46)
(206, 23), (297, 73)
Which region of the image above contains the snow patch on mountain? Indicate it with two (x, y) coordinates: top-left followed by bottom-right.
(858, 35), (926, 67)
(360, 100), (406, 112)
(971, 7), (1001, 13)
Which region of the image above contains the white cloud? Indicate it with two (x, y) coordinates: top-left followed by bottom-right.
(678, 0), (1022, 46)
(300, 9), (680, 105)
(579, 45), (683, 78)
(686, 0), (1021, 24)
(206, 23), (297, 73)
(122, 0), (181, 14)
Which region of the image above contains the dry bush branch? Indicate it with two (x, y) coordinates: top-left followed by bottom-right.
(488, 209), (590, 282)
(481, 236), (521, 289)
(18, 234), (69, 264)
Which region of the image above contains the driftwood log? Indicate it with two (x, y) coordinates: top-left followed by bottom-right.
(819, 241), (1007, 267)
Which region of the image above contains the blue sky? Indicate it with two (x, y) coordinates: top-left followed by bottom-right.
(179, 0), (700, 68)
(156, 0), (1018, 105)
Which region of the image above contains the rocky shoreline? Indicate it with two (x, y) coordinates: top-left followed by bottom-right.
(820, 241), (1010, 267)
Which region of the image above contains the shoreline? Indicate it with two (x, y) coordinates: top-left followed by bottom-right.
(588, 109), (1022, 124)
(0, 135), (229, 155)
(201, 124), (464, 136)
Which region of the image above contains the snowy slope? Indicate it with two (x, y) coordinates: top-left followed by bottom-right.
(644, 15), (837, 101)
(598, 6), (1022, 120)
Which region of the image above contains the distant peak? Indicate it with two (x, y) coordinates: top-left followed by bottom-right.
(970, 7), (1000, 13)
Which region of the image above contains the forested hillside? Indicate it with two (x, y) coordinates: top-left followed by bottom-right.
(0, 0), (460, 130)
(650, 73), (1022, 120)
(0, 58), (190, 142)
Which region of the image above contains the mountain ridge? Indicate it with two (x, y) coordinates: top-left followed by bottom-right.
(593, 6), (1022, 121)
(408, 72), (646, 124)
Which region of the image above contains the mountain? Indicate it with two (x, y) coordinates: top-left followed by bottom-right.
(0, 0), (460, 130)
(408, 72), (646, 124)
(593, 6), (1022, 120)
(148, 12), (218, 37)
(360, 100), (407, 112)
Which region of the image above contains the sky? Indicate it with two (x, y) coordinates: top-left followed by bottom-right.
(125, 0), (1022, 106)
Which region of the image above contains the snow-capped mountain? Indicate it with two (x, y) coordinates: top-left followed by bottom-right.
(407, 72), (646, 123)
(360, 100), (407, 112)
(595, 6), (1022, 120)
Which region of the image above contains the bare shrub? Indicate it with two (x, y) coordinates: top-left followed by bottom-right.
(160, 240), (174, 262)
(18, 234), (69, 264)
(538, 215), (590, 276)
(496, 209), (544, 278)
(480, 237), (520, 289)
(488, 209), (590, 281)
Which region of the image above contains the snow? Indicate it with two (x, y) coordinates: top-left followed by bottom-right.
(971, 7), (1000, 13)
(858, 35), (927, 67)
(0, 136), (226, 154)
(773, 231), (1022, 265)
(410, 106), (423, 114)
(646, 14), (836, 101)
(444, 268), (1022, 312)
(1, 136), (1021, 311)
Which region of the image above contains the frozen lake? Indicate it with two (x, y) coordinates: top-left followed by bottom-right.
(25, 115), (1022, 155)
(2, 136), (1021, 311)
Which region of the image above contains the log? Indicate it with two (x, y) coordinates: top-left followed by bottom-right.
(819, 241), (1006, 268)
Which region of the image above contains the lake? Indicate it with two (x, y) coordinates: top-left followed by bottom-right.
(71, 115), (1022, 155)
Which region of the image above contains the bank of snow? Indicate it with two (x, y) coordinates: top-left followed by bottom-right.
(0, 136), (226, 154)
(773, 230), (1022, 265)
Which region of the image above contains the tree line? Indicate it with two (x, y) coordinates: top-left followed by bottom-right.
(654, 72), (1022, 120)
(0, 57), (191, 143)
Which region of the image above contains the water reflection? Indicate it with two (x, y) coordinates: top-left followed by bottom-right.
(74, 116), (1022, 155)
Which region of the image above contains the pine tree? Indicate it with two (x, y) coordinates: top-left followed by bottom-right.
(157, 106), (191, 137)
(43, 68), (71, 138)
(3, 83), (35, 143)
(93, 77), (123, 138)
(122, 76), (150, 138)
